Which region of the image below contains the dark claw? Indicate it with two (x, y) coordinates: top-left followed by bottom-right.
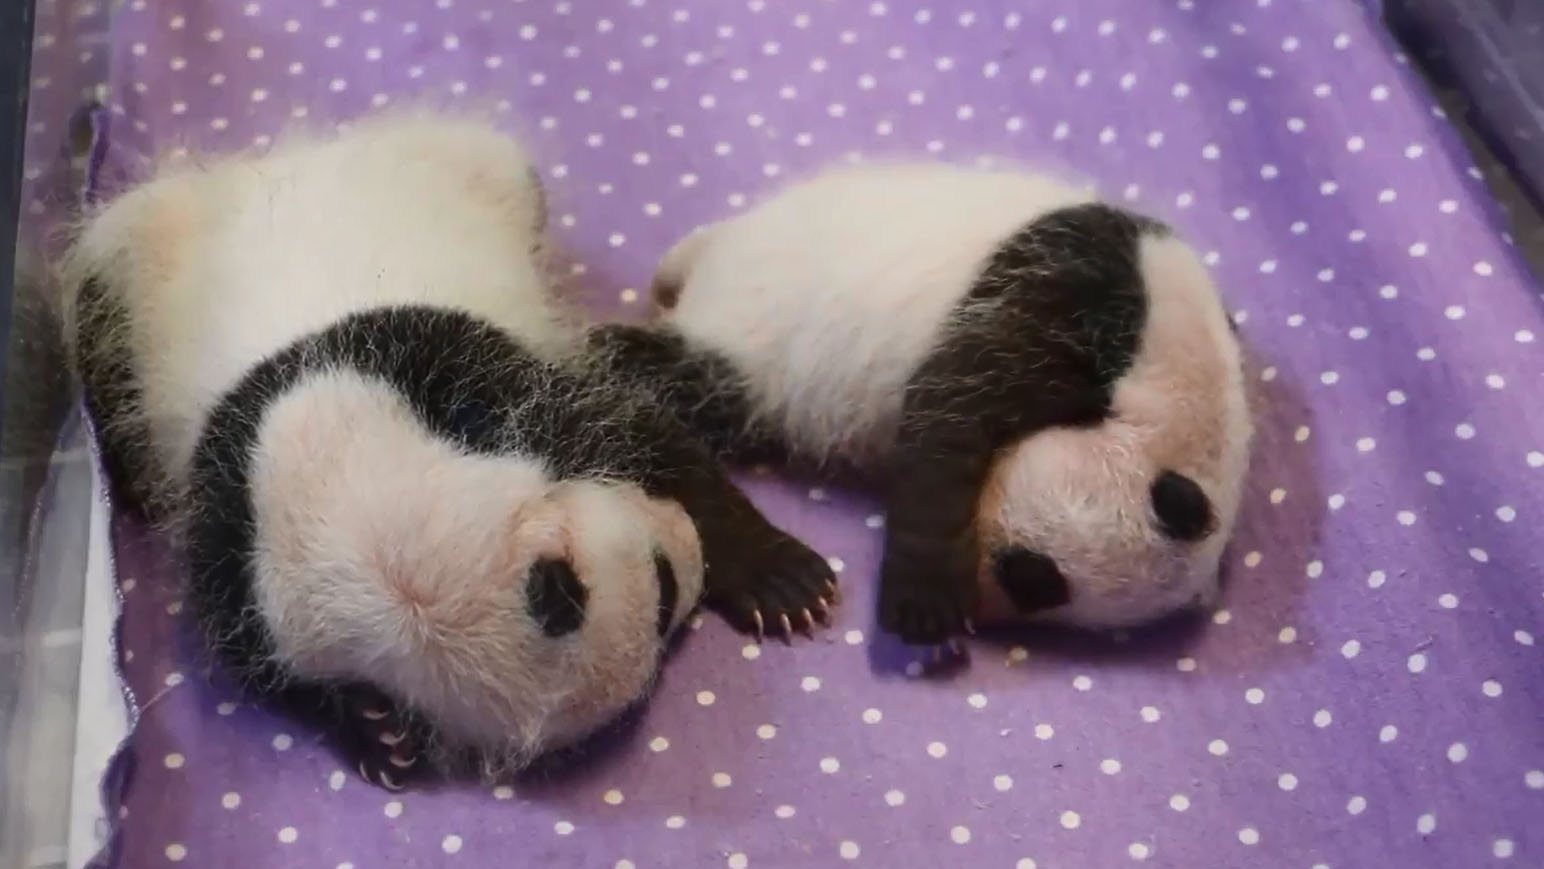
(779, 612), (793, 640)
(360, 707), (389, 721)
(799, 608), (815, 635)
(753, 610), (764, 642)
(379, 730), (405, 747)
(389, 751), (417, 769)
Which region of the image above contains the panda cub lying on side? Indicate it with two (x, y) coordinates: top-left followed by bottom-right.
(63, 111), (836, 786)
(592, 162), (1252, 646)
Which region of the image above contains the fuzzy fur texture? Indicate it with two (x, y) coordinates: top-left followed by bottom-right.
(61, 110), (711, 776)
(635, 161), (1252, 631)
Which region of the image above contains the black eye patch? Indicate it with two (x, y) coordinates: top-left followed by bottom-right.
(525, 557), (588, 637)
(993, 547), (1072, 613)
(1150, 470), (1215, 541)
(653, 550), (679, 638)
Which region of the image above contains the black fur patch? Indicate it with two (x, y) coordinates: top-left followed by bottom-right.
(653, 550), (679, 637)
(73, 275), (165, 516)
(1150, 470), (1215, 541)
(587, 324), (787, 464)
(878, 203), (1163, 644)
(993, 547), (1073, 613)
(525, 558), (587, 637)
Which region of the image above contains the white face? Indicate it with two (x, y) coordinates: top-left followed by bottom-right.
(976, 425), (1234, 628)
(974, 235), (1251, 629)
(246, 372), (704, 768)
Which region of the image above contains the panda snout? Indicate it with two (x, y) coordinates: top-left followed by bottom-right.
(525, 557), (588, 637)
(652, 550), (680, 637)
(992, 547), (1073, 614)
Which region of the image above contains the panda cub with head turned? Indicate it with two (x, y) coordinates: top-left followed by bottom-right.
(63, 111), (836, 786)
(592, 162), (1251, 646)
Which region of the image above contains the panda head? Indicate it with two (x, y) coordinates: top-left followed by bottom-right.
(974, 232), (1251, 629)
(243, 372), (704, 770)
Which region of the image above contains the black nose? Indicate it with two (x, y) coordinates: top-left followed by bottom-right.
(993, 547), (1072, 613)
(653, 551), (679, 637)
(525, 558), (587, 637)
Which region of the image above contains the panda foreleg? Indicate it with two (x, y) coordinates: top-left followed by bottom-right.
(586, 323), (788, 464)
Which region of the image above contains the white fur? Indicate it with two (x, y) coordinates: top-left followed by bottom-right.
(653, 162), (1251, 628)
(64, 110), (705, 766)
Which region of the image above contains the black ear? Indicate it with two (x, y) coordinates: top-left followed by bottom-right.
(526, 558), (587, 637)
(1150, 471), (1215, 541)
(993, 548), (1072, 613)
(653, 551), (679, 637)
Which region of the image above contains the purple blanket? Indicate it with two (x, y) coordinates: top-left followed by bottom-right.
(73, 0), (1544, 866)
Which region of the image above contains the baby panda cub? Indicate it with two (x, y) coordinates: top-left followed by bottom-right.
(62, 111), (836, 786)
(591, 162), (1251, 646)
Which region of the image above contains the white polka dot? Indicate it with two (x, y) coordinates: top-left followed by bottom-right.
(384, 801), (403, 819)
(1448, 743), (1468, 763)
(1517, 630), (1536, 646)
(1398, 511), (1418, 527)
(164, 753), (185, 769)
(1456, 423), (1477, 440)
(801, 676), (822, 692)
(493, 785), (514, 800)
(1529, 451), (1544, 468)
(884, 790), (905, 807)
(1347, 795), (1367, 815)
(1279, 772), (1301, 791)
(1410, 242), (1429, 257)
(221, 792), (241, 809)
(927, 741), (948, 758)
(1494, 839), (1515, 858)
(1368, 570), (1387, 588)
(442, 835), (463, 854)
(713, 771), (734, 787)
(728, 853), (749, 869)
(554, 821), (574, 836)
(775, 804), (797, 819)
(1483, 680), (1503, 697)
(1314, 709), (1334, 727)
(950, 825), (972, 844)
(1408, 653), (1428, 674)
(967, 693), (988, 709)
(1170, 794), (1190, 812)
(993, 774), (1014, 791)
(1387, 390), (1407, 405)
(1141, 705), (1162, 722)
(1129, 842), (1152, 861)
(697, 691), (715, 706)
(1238, 827), (1260, 846)
(1208, 739), (1229, 756)
(1329, 494), (1346, 510)
(1427, 471), (1446, 485)
(819, 757), (840, 774)
(741, 644), (760, 660)
(1418, 347), (1437, 361)
(665, 815), (686, 829)
(1341, 640), (1362, 658)
(165, 844), (187, 862)
(1246, 687), (1266, 704)
(839, 841), (861, 860)
(1035, 724), (1055, 740)
(1417, 813), (1437, 834)
(1525, 770), (1544, 789)
(278, 827), (298, 844)
(1060, 811), (1081, 830)
(1100, 758), (1122, 775)
(328, 770), (346, 791)
(1278, 627), (1298, 643)
(1439, 594), (1459, 609)
(1073, 675), (1093, 691)
(1177, 657), (1198, 672)
(272, 733), (293, 751)
(1244, 551), (1263, 568)
(1213, 609), (1232, 625)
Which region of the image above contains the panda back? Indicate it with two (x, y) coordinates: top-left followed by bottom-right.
(668, 163), (1093, 463)
(69, 113), (562, 484)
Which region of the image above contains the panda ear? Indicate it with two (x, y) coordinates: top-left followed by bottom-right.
(652, 551), (679, 637)
(993, 547), (1072, 613)
(525, 558), (588, 637)
(1150, 471), (1215, 541)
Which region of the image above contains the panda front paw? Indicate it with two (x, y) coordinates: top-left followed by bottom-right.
(877, 552), (979, 647)
(704, 528), (838, 641)
(338, 687), (426, 791)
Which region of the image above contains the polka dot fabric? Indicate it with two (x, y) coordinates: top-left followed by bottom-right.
(87, 0), (1543, 866)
